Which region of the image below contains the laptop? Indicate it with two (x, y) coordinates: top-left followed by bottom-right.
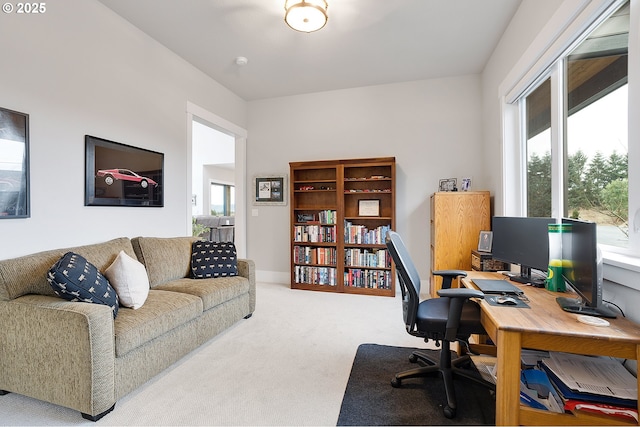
(472, 279), (524, 295)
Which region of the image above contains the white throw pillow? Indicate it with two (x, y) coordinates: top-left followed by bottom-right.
(105, 250), (150, 309)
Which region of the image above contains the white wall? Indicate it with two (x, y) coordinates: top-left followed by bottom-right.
(246, 76), (485, 281)
(0, 0), (246, 259)
(481, 0), (561, 215)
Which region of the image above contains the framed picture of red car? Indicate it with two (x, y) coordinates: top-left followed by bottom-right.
(85, 135), (163, 207)
(0, 107), (30, 218)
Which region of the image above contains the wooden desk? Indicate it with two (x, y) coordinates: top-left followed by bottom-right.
(462, 271), (640, 426)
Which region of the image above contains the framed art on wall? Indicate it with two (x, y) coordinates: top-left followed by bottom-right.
(0, 107), (29, 218)
(253, 175), (287, 205)
(85, 135), (164, 207)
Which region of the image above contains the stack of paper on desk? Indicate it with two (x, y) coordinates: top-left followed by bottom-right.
(541, 352), (637, 407)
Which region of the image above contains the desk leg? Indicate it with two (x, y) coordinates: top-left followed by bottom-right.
(637, 345), (640, 422)
(495, 329), (521, 426)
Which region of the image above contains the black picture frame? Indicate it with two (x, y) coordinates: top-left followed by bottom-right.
(0, 107), (29, 218)
(253, 175), (287, 205)
(85, 135), (164, 207)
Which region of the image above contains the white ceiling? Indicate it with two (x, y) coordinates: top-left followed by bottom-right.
(97, 0), (522, 101)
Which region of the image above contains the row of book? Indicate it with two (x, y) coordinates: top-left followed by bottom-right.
(293, 246), (337, 265)
(293, 224), (337, 243)
(296, 210), (337, 224)
(293, 266), (338, 286)
(344, 222), (391, 245)
(521, 351), (638, 422)
(344, 248), (390, 268)
(344, 268), (392, 289)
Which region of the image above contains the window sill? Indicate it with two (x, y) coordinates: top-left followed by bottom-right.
(602, 250), (640, 292)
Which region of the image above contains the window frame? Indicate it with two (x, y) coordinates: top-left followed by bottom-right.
(210, 182), (235, 217)
(500, 0), (640, 288)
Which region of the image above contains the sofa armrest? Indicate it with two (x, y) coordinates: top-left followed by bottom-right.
(0, 295), (116, 416)
(237, 259), (256, 313)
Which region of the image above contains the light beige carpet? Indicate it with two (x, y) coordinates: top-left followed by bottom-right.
(0, 282), (433, 426)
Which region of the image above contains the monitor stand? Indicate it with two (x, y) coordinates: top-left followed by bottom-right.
(556, 296), (617, 319)
(506, 266), (545, 287)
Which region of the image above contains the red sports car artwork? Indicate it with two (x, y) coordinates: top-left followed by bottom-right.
(96, 169), (158, 189)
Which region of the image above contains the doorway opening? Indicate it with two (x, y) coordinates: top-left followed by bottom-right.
(187, 102), (247, 258)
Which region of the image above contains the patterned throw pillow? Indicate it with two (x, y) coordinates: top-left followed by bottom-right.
(47, 252), (119, 318)
(190, 241), (238, 279)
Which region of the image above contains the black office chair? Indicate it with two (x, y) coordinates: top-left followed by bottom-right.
(385, 230), (495, 419)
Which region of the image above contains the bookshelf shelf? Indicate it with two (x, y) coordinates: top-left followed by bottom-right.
(290, 157), (396, 296)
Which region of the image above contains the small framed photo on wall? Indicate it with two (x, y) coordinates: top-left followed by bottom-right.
(253, 175), (287, 205)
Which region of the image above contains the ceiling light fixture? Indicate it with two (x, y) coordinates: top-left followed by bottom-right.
(284, 0), (328, 33)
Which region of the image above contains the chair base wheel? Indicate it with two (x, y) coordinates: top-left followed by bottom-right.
(390, 377), (401, 388)
(444, 405), (456, 419)
(408, 353), (418, 363)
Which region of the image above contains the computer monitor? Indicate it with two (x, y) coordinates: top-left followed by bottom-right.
(491, 216), (552, 286)
(556, 218), (616, 318)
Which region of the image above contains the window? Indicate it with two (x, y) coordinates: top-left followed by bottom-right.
(210, 183), (235, 216)
(521, 1), (629, 250)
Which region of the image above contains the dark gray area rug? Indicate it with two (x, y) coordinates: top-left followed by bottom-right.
(337, 343), (496, 426)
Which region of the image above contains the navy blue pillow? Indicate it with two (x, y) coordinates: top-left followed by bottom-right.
(47, 252), (119, 318)
(190, 241), (238, 279)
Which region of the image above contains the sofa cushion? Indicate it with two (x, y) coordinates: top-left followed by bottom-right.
(105, 250), (149, 309)
(154, 276), (250, 311)
(131, 236), (197, 287)
(47, 252), (119, 318)
(190, 241), (238, 279)
(114, 289), (203, 357)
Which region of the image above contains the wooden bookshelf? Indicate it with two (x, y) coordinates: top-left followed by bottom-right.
(290, 157), (396, 296)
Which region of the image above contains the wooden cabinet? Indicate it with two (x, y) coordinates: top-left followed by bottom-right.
(430, 191), (490, 297)
(290, 157), (395, 296)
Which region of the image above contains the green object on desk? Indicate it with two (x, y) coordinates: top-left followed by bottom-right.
(546, 259), (565, 292)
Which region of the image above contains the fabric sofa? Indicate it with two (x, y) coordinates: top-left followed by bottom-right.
(0, 236), (255, 421)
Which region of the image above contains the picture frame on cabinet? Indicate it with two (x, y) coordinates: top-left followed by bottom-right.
(254, 175), (287, 205)
(0, 107), (30, 218)
(478, 231), (493, 252)
(438, 178), (457, 192)
(85, 135), (164, 207)
(461, 178), (471, 191)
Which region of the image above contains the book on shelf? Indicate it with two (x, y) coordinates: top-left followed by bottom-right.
(293, 246), (337, 265)
(293, 224), (336, 243)
(344, 248), (390, 268)
(343, 222), (390, 244)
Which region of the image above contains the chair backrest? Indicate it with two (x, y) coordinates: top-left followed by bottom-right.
(385, 230), (421, 333)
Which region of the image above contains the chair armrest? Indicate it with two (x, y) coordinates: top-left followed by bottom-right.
(436, 288), (485, 341)
(433, 269), (468, 278)
(432, 270), (467, 289)
(437, 288), (484, 300)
